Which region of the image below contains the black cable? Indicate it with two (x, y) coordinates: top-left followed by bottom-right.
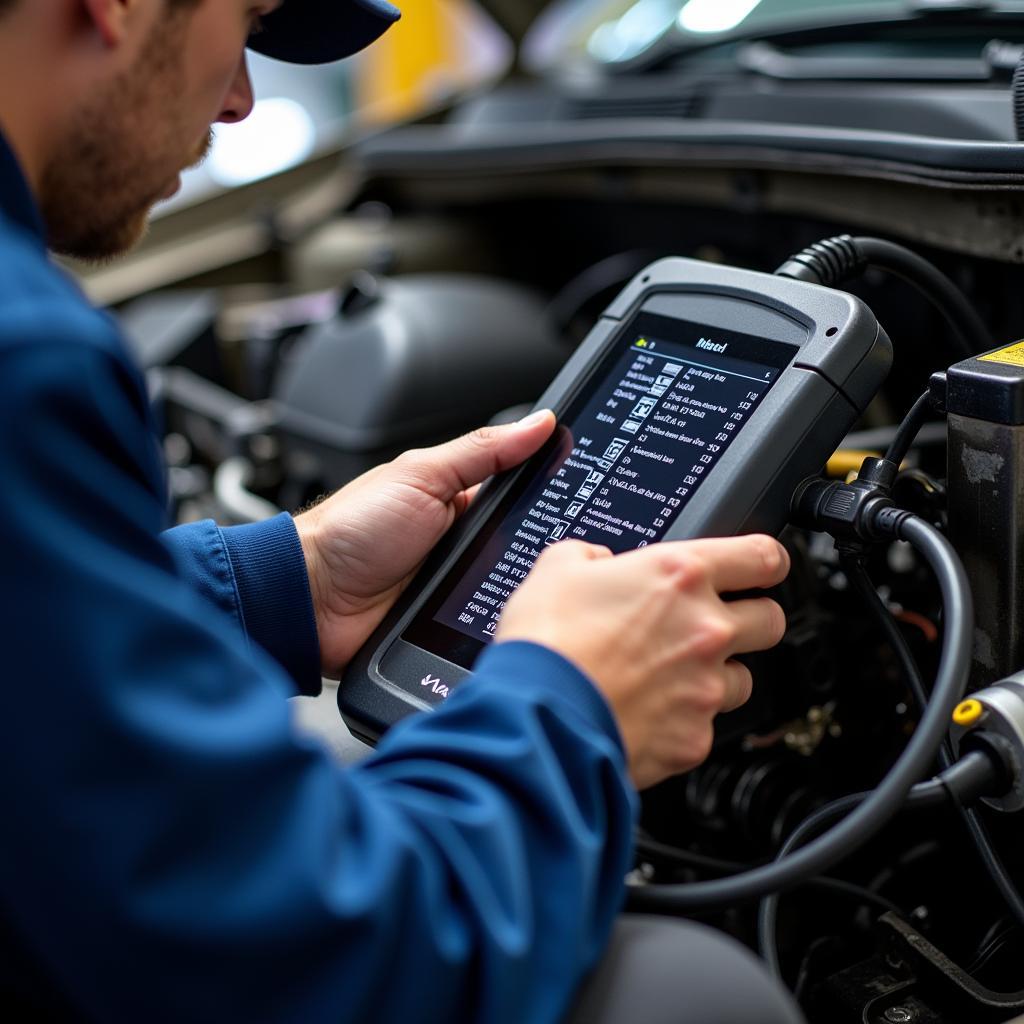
(817, 877), (905, 920)
(758, 557), (932, 981)
(959, 804), (1024, 932)
(634, 833), (755, 875)
(636, 832), (905, 917)
(968, 918), (1015, 974)
(757, 555), (1024, 983)
(843, 555), (1024, 937)
(853, 238), (986, 358)
(625, 515), (972, 916)
(884, 390), (934, 468)
(758, 776), (1024, 982)
(792, 937), (831, 1005)
(1014, 50), (1024, 141)
(755, 751), (993, 981)
(545, 250), (657, 339)
(776, 235), (988, 358)
(885, 528), (1024, 939)
(755, 775), (961, 979)
(865, 840), (940, 902)
(844, 421), (947, 455)
(757, 796), (859, 980)
(842, 555), (932, 713)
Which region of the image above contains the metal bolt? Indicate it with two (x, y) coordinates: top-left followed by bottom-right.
(883, 1008), (915, 1024)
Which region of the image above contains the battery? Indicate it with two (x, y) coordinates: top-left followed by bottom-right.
(946, 341), (1024, 688)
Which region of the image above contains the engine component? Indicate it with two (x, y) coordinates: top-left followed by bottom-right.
(945, 344), (1024, 689)
(272, 273), (568, 497)
(139, 214), (1024, 1019)
(953, 674), (1024, 813)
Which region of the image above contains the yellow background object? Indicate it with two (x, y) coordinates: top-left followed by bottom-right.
(827, 450), (881, 478)
(953, 698), (984, 727)
(355, 0), (497, 125)
(979, 341), (1024, 368)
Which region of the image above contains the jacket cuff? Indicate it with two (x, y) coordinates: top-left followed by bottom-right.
(219, 513), (322, 697)
(472, 640), (630, 760)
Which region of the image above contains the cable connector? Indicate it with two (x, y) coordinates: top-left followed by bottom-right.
(952, 674), (1024, 813)
(774, 234), (864, 286)
(791, 457), (913, 544)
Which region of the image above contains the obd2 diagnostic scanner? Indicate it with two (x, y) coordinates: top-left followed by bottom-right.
(339, 257), (892, 742)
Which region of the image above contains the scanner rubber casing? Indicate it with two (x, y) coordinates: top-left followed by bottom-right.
(338, 257), (892, 743)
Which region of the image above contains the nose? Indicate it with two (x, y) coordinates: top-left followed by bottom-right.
(217, 54), (255, 124)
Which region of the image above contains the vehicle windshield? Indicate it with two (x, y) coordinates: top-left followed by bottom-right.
(526, 0), (924, 68)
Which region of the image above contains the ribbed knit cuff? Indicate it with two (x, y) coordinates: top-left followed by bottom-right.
(219, 513), (322, 697)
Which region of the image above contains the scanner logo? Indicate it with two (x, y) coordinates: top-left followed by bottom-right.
(696, 338), (728, 354)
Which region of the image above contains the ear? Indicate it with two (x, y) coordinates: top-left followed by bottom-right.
(78, 0), (138, 48)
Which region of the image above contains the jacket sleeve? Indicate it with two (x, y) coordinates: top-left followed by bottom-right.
(0, 326), (637, 1024)
(162, 515), (323, 697)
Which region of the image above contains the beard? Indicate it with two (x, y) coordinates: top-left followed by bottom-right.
(40, 13), (211, 262)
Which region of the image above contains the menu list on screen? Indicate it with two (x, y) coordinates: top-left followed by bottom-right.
(425, 313), (798, 647)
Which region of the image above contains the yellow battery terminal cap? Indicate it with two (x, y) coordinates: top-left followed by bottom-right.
(953, 699), (984, 727)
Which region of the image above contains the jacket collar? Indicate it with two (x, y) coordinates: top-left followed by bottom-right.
(0, 129), (46, 245)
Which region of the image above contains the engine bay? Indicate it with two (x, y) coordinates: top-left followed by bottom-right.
(107, 12), (1024, 1015)
(123, 221), (1024, 1021)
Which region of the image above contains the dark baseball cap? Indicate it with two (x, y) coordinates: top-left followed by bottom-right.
(248, 0), (401, 65)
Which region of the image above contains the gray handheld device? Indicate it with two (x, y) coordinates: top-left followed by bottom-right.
(338, 257), (892, 743)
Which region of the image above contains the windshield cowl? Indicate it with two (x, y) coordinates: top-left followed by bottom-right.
(520, 0), (1024, 76)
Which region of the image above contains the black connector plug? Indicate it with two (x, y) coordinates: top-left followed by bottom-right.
(791, 457), (912, 544)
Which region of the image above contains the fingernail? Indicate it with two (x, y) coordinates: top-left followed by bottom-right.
(517, 409), (552, 427)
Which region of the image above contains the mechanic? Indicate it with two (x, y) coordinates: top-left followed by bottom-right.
(0, 2), (805, 1022)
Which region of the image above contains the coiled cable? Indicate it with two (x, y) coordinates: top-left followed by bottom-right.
(757, 556), (1024, 981)
(625, 515), (973, 915)
(776, 235), (988, 358)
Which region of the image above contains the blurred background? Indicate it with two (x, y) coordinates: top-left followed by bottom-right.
(163, 0), (903, 220)
(162, 0), (511, 213)
(71, 7), (1024, 1015)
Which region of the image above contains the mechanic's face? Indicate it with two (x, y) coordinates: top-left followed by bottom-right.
(42, 0), (276, 261)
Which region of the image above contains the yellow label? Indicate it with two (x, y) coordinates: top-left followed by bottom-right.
(980, 341), (1024, 367)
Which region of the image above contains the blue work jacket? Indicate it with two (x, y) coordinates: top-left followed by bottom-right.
(0, 132), (636, 1023)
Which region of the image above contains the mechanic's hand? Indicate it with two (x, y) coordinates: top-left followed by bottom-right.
(495, 536), (789, 790)
(294, 411), (556, 675)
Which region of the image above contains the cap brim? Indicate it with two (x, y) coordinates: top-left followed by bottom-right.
(248, 0), (401, 65)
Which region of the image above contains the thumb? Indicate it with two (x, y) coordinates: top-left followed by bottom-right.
(402, 410), (557, 501)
